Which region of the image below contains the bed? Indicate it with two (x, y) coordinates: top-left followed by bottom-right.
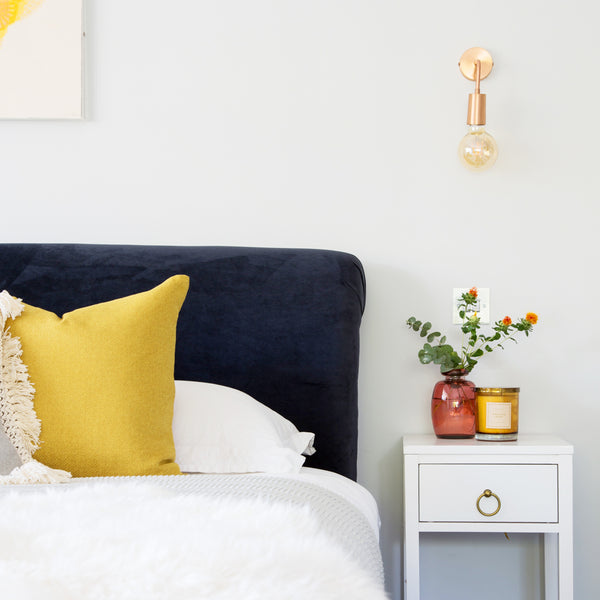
(0, 244), (386, 600)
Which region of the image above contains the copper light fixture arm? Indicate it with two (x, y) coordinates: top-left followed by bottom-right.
(474, 60), (481, 95)
(459, 48), (493, 126)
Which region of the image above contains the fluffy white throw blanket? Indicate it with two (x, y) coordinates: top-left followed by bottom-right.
(0, 483), (388, 600)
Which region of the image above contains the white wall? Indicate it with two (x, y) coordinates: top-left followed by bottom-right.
(3, 1), (599, 598)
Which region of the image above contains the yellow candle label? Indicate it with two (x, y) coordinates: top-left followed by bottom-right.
(485, 402), (512, 429)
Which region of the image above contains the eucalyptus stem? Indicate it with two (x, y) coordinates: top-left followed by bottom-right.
(407, 287), (538, 374)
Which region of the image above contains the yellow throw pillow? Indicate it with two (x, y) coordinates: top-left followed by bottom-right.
(8, 275), (189, 477)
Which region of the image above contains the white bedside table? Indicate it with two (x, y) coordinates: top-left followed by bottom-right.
(402, 434), (573, 600)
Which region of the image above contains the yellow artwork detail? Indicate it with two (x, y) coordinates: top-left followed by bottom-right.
(0, 0), (44, 43)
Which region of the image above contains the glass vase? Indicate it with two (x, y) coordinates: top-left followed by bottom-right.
(431, 369), (476, 438)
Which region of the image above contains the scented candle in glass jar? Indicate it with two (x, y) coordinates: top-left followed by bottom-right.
(475, 387), (519, 441)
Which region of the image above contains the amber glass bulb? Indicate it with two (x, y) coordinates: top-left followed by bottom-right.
(458, 125), (498, 171)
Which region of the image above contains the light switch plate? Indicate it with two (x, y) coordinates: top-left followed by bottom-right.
(452, 287), (490, 324)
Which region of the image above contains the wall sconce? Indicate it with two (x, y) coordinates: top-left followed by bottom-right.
(458, 47), (498, 171)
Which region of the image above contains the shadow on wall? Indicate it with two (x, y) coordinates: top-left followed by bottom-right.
(358, 262), (440, 600)
(420, 532), (545, 599)
(378, 439), (404, 599)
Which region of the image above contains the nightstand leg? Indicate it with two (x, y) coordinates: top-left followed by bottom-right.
(544, 532), (573, 600)
(404, 526), (420, 600)
(403, 455), (420, 599)
(557, 455), (574, 599)
(558, 530), (573, 600)
(544, 533), (558, 600)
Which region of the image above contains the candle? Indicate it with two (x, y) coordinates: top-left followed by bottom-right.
(475, 387), (519, 441)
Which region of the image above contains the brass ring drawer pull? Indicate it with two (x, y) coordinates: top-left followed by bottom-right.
(476, 489), (501, 516)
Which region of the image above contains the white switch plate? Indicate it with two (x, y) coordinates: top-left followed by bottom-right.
(452, 287), (490, 324)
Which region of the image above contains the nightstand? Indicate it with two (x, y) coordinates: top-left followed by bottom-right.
(402, 434), (573, 600)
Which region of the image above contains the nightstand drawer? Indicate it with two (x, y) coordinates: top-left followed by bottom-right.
(419, 463), (558, 523)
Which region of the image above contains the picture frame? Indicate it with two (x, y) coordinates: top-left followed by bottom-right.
(0, 0), (84, 119)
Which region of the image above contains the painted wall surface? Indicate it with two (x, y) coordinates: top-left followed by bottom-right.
(1, 1), (598, 598)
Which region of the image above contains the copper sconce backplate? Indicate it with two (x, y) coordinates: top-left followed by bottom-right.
(459, 47), (494, 81)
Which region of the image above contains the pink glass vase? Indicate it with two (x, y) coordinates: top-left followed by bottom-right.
(431, 369), (476, 438)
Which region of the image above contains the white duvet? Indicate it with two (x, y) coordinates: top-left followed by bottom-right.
(0, 482), (387, 600)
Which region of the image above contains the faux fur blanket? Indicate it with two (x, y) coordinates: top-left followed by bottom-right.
(0, 482), (388, 600)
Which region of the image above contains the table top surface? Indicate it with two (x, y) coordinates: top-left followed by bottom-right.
(402, 434), (574, 455)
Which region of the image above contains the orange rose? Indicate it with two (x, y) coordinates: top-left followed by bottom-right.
(502, 316), (512, 326)
(469, 287), (478, 298)
(525, 312), (538, 324)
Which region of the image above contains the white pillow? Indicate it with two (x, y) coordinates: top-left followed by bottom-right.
(172, 380), (316, 474)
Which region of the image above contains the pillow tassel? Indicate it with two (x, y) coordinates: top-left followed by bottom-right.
(0, 290), (72, 484)
(0, 458), (71, 485)
(0, 289), (25, 323)
(1, 329), (41, 460)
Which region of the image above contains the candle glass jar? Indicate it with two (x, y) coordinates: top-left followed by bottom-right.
(475, 387), (519, 441)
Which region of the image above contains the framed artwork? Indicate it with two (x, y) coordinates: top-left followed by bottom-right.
(0, 0), (83, 119)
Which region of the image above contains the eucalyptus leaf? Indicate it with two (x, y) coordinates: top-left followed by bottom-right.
(418, 349), (433, 364)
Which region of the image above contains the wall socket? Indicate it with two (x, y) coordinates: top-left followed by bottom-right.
(452, 287), (490, 324)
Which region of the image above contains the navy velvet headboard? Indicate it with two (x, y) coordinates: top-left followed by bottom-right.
(0, 244), (366, 480)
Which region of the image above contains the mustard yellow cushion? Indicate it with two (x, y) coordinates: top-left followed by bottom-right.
(8, 275), (189, 477)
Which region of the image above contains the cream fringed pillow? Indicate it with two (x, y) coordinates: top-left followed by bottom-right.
(0, 291), (71, 484)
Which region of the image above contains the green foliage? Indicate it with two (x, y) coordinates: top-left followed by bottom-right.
(407, 289), (538, 374)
